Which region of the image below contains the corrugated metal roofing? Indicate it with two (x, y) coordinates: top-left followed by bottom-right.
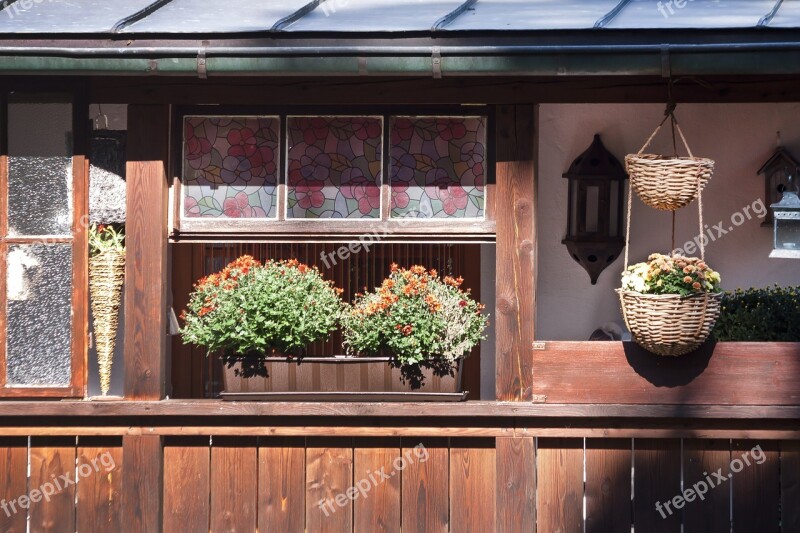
(0, 0), (795, 34)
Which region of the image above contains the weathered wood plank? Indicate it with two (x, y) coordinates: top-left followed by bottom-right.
(781, 441), (800, 533)
(496, 437), (535, 533)
(210, 436), (257, 533)
(732, 440), (779, 533)
(401, 437), (449, 533)
(585, 438), (632, 533)
(259, 437), (306, 533)
(450, 438), (496, 532)
(683, 439), (730, 533)
(0, 437), (27, 533)
(29, 437), (76, 533)
(495, 104), (536, 401)
(353, 438), (401, 533)
(536, 437), (583, 533)
(162, 437), (209, 533)
(121, 435), (162, 533)
(306, 437), (353, 533)
(633, 438), (681, 533)
(533, 342), (800, 405)
(124, 104), (169, 400)
(76, 437), (123, 533)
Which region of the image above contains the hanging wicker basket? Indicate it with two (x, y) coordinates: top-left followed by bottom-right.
(617, 290), (722, 356)
(89, 249), (125, 395)
(625, 110), (714, 211)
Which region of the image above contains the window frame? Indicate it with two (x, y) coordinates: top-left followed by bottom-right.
(0, 91), (88, 398)
(171, 105), (495, 238)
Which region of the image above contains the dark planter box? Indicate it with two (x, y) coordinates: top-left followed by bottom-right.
(220, 356), (465, 401)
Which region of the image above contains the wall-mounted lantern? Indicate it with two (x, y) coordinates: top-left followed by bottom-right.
(770, 169), (800, 259)
(756, 139), (798, 225)
(562, 134), (627, 284)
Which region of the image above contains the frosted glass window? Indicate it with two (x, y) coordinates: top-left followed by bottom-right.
(7, 98), (73, 236)
(6, 244), (73, 386)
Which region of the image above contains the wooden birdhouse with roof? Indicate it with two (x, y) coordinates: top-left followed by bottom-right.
(757, 136), (800, 224)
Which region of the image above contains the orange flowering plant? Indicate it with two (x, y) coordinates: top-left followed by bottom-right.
(181, 256), (344, 356)
(342, 264), (488, 381)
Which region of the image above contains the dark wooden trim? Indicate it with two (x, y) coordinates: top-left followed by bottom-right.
(495, 104), (536, 401)
(121, 435), (162, 533)
(0, 399), (798, 419)
(175, 218), (496, 235)
(125, 105), (170, 400)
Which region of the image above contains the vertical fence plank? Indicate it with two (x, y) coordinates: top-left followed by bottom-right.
(496, 436), (535, 533)
(306, 437), (353, 533)
(353, 438), (401, 533)
(0, 437), (27, 533)
(633, 438), (681, 533)
(401, 437), (449, 533)
(537, 437), (583, 533)
(450, 438), (496, 533)
(211, 436), (257, 533)
(163, 437), (209, 533)
(76, 437), (123, 533)
(29, 437), (76, 533)
(259, 437), (305, 533)
(122, 435), (162, 533)
(585, 438), (632, 533)
(683, 439), (730, 533)
(732, 440), (779, 533)
(781, 441), (800, 533)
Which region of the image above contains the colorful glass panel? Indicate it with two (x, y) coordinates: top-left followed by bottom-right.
(182, 116), (279, 219)
(286, 116), (382, 219)
(390, 116), (486, 219)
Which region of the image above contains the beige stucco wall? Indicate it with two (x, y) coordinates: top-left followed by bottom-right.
(536, 103), (800, 340)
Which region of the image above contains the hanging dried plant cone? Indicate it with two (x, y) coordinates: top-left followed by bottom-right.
(89, 249), (125, 396)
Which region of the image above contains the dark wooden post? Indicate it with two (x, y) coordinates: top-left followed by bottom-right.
(124, 104), (169, 400)
(495, 104), (536, 401)
(122, 105), (169, 531)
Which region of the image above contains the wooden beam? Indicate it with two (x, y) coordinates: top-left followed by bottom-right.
(125, 105), (169, 400)
(121, 435), (162, 533)
(495, 104), (536, 401)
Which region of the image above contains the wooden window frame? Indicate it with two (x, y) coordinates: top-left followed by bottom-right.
(171, 105), (496, 240)
(0, 91), (87, 398)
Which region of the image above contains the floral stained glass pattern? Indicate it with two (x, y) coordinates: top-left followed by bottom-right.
(287, 116), (382, 219)
(183, 117), (279, 219)
(390, 117), (486, 219)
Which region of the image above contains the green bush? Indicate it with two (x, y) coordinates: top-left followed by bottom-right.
(712, 285), (800, 341)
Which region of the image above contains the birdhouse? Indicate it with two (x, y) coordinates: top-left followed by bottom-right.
(757, 145), (799, 225)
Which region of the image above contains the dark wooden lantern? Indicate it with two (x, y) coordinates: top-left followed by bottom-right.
(757, 146), (799, 225)
(562, 134), (627, 284)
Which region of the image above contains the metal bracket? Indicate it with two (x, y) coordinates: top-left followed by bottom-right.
(358, 57), (368, 76)
(532, 341), (546, 350)
(661, 44), (671, 78)
(432, 47), (442, 79)
(531, 394), (547, 403)
(197, 42), (208, 79)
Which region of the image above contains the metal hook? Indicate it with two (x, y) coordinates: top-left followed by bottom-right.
(94, 104), (109, 130)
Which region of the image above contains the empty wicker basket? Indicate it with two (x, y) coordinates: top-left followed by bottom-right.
(625, 110), (714, 211)
(617, 290), (722, 356)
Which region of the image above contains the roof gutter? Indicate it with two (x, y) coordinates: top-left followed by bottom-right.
(1, 41), (800, 76)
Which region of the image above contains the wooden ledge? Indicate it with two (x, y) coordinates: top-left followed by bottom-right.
(0, 400), (796, 419)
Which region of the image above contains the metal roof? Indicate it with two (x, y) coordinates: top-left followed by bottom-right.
(0, 0), (795, 34)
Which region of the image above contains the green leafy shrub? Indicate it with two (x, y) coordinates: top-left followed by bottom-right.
(342, 264), (488, 384)
(713, 285), (800, 341)
(181, 256), (344, 356)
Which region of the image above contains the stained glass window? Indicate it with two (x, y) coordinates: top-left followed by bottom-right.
(390, 116), (486, 219)
(183, 116), (279, 219)
(286, 116), (382, 219)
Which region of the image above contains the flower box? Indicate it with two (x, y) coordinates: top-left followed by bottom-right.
(220, 355), (466, 401)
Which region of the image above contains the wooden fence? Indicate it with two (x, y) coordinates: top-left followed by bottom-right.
(0, 433), (796, 532)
